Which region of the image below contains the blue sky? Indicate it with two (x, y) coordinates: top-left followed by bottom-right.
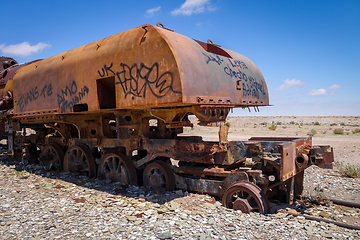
(1, 0), (359, 116)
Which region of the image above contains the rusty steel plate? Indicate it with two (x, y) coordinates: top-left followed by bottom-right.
(12, 24), (268, 117)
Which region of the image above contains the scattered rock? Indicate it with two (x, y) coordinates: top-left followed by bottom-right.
(157, 231), (172, 239)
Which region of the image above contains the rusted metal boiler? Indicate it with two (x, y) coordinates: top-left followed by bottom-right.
(0, 23), (333, 214)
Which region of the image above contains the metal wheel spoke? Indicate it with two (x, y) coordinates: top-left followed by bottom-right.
(112, 157), (118, 172)
(70, 151), (76, 161)
(98, 152), (137, 185)
(142, 160), (175, 191)
(222, 182), (270, 214)
(116, 160), (122, 173)
(79, 152), (84, 162)
(246, 193), (253, 201)
(64, 144), (96, 178)
(40, 143), (64, 171)
(106, 159), (112, 171)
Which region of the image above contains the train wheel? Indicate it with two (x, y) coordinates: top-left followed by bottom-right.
(97, 153), (137, 185)
(143, 160), (175, 191)
(222, 181), (270, 214)
(64, 144), (96, 178)
(39, 143), (64, 170)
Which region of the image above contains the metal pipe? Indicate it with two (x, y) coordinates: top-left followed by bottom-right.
(326, 198), (360, 209)
(278, 210), (360, 231)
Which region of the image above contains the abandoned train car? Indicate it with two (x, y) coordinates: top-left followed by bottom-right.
(0, 23), (333, 214)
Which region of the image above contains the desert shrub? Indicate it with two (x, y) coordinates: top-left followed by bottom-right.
(340, 122), (345, 126)
(352, 128), (360, 134)
(307, 129), (317, 137)
(225, 122), (231, 127)
(333, 128), (344, 135)
(290, 121), (295, 124)
(268, 124), (277, 130)
(276, 121), (282, 125)
(311, 184), (327, 204)
(335, 161), (360, 178)
(314, 121), (320, 125)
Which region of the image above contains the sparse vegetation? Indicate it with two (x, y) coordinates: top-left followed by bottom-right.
(268, 124), (277, 130)
(353, 128), (360, 134)
(333, 128), (344, 135)
(225, 122), (231, 127)
(314, 121), (320, 125)
(290, 121), (295, 124)
(15, 171), (25, 175)
(335, 161), (360, 178)
(307, 128), (317, 137)
(340, 122), (345, 126)
(309, 184), (329, 205)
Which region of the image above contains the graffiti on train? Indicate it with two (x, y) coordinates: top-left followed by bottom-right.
(98, 62), (181, 100)
(203, 53), (223, 65)
(17, 84), (53, 111)
(203, 53), (266, 99)
(57, 81), (89, 113)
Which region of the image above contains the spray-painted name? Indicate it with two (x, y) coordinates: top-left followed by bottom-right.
(57, 81), (89, 113)
(98, 62), (181, 100)
(203, 53), (266, 99)
(17, 84), (53, 111)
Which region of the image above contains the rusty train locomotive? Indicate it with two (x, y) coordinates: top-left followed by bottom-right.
(0, 23), (333, 214)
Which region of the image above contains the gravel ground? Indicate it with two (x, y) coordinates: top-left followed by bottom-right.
(1, 116), (360, 239)
(1, 156), (359, 240)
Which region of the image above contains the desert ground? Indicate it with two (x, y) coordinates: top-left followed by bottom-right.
(1, 116), (359, 239)
(183, 116), (360, 166)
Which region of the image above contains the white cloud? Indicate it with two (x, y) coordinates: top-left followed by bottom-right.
(0, 42), (51, 57)
(308, 89), (328, 96)
(307, 89), (336, 96)
(145, 6), (161, 18)
(328, 84), (342, 89)
(274, 78), (305, 90)
(171, 0), (214, 16)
